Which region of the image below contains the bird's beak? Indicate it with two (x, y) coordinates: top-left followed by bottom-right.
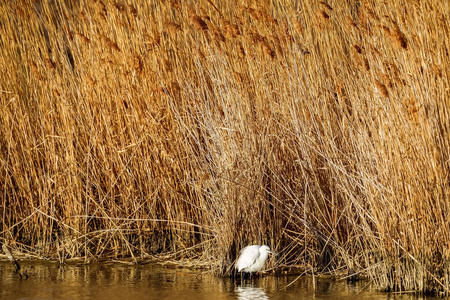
(268, 250), (277, 255)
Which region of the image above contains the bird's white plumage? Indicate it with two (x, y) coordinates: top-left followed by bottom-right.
(235, 245), (275, 273)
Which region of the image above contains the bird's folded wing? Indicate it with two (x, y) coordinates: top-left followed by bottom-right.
(236, 246), (259, 270)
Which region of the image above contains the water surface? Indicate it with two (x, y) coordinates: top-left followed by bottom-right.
(0, 261), (436, 299)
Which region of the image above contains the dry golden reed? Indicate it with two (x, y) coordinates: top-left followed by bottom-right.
(165, 21), (182, 34)
(132, 55), (143, 73)
(52, 89), (60, 98)
(95, 0), (108, 20)
(0, 0), (449, 295)
(144, 32), (160, 47)
(75, 32), (90, 44)
(101, 35), (121, 52)
(351, 44), (370, 71)
(44, 58), (56, 70)
(223, 19), (239, 39)
(190, 15), (209, 31)
(390, 25), (408, 49)
(260, 39), (275, 58)
(169, 0), (181, 12)
(318, 10), (330, 21)
(319, 1), (333, 11)
(375, 80), (389, 97)
(345, 16), (357, 29)
(28, 60), (42, 81)
(128, 4), (138, 17)
(294, 19), (304, 35)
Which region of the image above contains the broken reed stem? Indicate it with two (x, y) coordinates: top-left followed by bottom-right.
(2, 244), (28, 279)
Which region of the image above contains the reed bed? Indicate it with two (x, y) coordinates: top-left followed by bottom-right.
(0, 0), (449, 294)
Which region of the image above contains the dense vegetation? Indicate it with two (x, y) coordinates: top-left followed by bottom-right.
(0, 0), (449, 294)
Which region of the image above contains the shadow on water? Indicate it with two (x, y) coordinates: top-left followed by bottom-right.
(0, 261), (440, 300)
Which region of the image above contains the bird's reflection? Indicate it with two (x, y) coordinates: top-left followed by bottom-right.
(235, 286), (269, 300)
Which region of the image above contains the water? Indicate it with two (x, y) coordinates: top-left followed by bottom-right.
(0, 261), (436, 299)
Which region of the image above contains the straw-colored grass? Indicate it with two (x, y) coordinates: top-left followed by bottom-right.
(0, 0), (449, 294)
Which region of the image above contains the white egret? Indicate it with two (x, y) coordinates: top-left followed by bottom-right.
(235, 245), (276, 274)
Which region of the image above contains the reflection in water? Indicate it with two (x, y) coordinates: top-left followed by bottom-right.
(0, 262), (442, 300)
(236, 285), (269, 300)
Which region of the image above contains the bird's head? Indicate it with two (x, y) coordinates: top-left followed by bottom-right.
(261, 245), (277, 255)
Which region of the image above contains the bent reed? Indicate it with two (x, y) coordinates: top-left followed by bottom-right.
(0, 0), (449, 295)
